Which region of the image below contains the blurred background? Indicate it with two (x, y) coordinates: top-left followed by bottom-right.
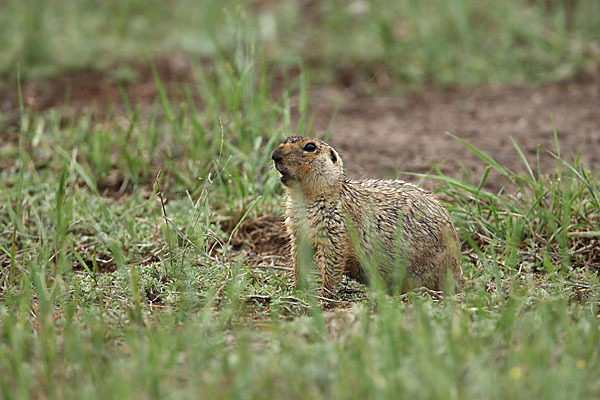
(1, 0), (599, 86)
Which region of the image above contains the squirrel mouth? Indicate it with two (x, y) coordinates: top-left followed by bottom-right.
(274, 162), (292, 184)
(280, 174), (291, 185)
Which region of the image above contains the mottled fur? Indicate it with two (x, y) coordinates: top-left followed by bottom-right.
(271, 135), (463, 297)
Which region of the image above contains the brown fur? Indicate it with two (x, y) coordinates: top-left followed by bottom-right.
(271, 135), (463, 297)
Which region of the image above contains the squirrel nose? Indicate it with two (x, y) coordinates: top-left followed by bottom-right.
(271, 148), (282, 162)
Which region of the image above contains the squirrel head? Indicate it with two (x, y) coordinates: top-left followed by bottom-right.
(271, 135), (344, 199)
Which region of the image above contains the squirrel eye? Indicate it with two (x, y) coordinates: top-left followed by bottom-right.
(303, 142), (317, 152)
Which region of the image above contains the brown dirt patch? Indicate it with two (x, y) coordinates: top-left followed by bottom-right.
(308, 73), (600, 190)
(2, 57), (599, 191)
(231, 214), (288, 256)
(230, 214), (290, 271)
(0, 54), (194, 129)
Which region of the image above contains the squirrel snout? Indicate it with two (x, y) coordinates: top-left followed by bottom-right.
(271, 148), (282, 162)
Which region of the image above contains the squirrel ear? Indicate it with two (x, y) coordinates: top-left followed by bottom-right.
(330, 149), (337, 164)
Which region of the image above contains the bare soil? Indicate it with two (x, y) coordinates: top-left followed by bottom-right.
(0, 55), (194, 128)
(309, 74), (600, 190)
(2, 57), (599, 192)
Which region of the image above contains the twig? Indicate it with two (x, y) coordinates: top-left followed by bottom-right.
(252, 264), (293, 271)
(314, 295), (346, 304)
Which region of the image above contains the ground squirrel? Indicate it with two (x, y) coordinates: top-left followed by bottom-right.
(271, 135), (463, 297)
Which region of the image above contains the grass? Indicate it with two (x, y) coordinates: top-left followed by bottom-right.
(1, 0), (599, 85)
(1, 1), (600, 399)
(2, 62), (600, 397)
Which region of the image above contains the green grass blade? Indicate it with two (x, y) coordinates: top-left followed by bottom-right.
(447, 132), (510, 177)
(509, 136), (536, 184)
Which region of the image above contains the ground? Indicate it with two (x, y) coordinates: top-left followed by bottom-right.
(2, 58), (598, 273)
(317, 72), (600, 190)
(2, 60), (599, 192)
